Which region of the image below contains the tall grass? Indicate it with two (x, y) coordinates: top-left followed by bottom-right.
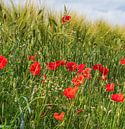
(0, 0), (125, 129)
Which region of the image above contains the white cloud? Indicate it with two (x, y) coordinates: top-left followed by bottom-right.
(4, 0), (125, 26)
(44, 0), (125, 26)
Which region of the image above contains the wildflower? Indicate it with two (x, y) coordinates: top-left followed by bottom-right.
(93, 64), (103, 71)
(0, 55), (8, 70)
(66, 62), (77, 72)
(55, 60), (66, 66)
(111, 94), (124, 102)
(77, 64), (86, 73)
(30, 62), (41, 76)
(93, 64), (109, 76)
(105, 83), (114, 92)
(46, 60), (66, 71)
(93, 64), (109, 80)
(46, 62), (58, 71)
(72, 74), (84, 87)
(53, 112), (65, 121)
(120, 58), (125, 65)
(82, 68), (92, 79)
(63, 87), (78, 99)
(28, 55), (35, 61)
(99, 67), (109, 76)
(62, 15), (71, 23)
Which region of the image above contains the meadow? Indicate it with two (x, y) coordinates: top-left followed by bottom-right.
(0, 1), (125, 129)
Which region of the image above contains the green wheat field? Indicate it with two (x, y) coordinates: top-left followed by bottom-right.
(0, 0), (125, 129)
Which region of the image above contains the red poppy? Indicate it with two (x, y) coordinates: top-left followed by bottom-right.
(93, 64), (109, 79)
(111, 94), (124, 102)
(28, 55), (35, 61)
(120, 58), (125, 65)
(99, 67), (109, 76)
(106, 83), (114, 92)
(82, 68), (92, 79)
(46, 60), (66, 71)
(93, 64), (103, 71)
(62, 15), (71, 23)
(0, 55), (8, 70)
(66, 62), (77, 72)
(53, 112), (65, 121)
(63, 87), (78, 99)
(77, 64), (86, 73)
(72, 74), (84, 87)
(46, 62), (59, 71)
(55, 60), (66, 66)
(30, 62), (41, 76)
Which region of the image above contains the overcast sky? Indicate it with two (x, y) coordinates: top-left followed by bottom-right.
(5, 0), (125, 26)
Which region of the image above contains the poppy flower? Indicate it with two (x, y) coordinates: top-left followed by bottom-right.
(82, 68), (92, 79)
(53, 112), (65, 121)
(111, 94), (124, 102)
(62, 15), (71, 24)
(46, 62), (59, 71)
(66, 62), (77, 72)
(0, 55), (8, 70)
(105, 83), (114, 92)
(28, 55), (35, 61)
(30, 62), (41, 76)
(72, 74), (84, 87)
(55, 60), (66, 66)
(120, 58), (125, 65)
(99, 67), (109, 76)
(77, 64), (86, 73)
(93, 64), (103, 71)
(46, 60), (66, 71)
(63, 87), (78, 99)
(93, 64), (109, 76)
(93, 64), (109, 79)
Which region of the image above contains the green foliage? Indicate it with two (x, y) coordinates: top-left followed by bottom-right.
(0, 1), (125, 129)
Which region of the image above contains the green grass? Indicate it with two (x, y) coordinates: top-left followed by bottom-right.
(0, 1), (125, 129)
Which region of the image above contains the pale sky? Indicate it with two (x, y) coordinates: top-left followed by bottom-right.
(5, 0), (125, 26)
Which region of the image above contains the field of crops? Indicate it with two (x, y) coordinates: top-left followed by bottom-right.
(0, 1), (125, 129)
